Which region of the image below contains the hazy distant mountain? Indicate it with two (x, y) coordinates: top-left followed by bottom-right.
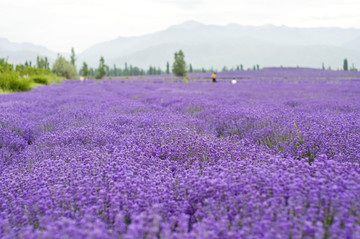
(343, 37), (360, 52)
(107, 41), (359, 70)
(1, 21), (360, 69)
(77, 21), (360, 69)
(0, 38), (58, 65)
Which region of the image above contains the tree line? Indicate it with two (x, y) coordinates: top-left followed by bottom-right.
(3, 47), (359, 90)
(76, 49), (264, 79)
(79, 60), (164, 79)
(52, 48), (360, 80)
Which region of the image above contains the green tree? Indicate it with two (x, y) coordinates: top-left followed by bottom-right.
(350, 64), (358, 71)
(130, 65), (133, 76)
(113, 64), (117, 76)
(343, 58), (348, 71)
(36, 56), (40, 69)
(70, 48), (76, 68)
(124, 62), (128, 76)
(0, 58), (13, 73)
(36, 56), (49, 70)
(52, 55), (77, 79)
(148, 66), (153, 75)
(96, 56), (107, 79)
(80, 62), (89, 77)
(172, 50), (186, 77)
(45, 57), (49, 69)
(166, 62), (170, 74)
(189, 64), (193, 73)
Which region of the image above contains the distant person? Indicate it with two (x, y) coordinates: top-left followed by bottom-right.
(212, 72), (216, 83)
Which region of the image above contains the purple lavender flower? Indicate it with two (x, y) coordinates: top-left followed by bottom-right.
(0, 68), (359, 238)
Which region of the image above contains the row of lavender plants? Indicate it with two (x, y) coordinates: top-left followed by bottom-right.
(1, 70), (360, 238)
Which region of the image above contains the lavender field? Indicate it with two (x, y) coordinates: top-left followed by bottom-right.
(1, 68), (360, 238)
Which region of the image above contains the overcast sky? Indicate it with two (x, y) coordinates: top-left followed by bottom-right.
(1, 0), (359, 53)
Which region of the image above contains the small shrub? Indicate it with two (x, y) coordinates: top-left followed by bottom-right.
(0, 73), (12, 89)
(9, 77), (32, 92)
(0, 73), (32, 92)
(30, 75), (49, 85)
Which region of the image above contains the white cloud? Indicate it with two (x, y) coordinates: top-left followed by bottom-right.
(154, 0), (204, 8)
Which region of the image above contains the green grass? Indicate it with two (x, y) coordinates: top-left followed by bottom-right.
(0, 88), (12, 94)
(46, 74), (62, 85)
(30, 82), (44, 89)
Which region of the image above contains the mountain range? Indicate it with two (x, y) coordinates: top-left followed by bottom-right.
(1, 21), (360, 70)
